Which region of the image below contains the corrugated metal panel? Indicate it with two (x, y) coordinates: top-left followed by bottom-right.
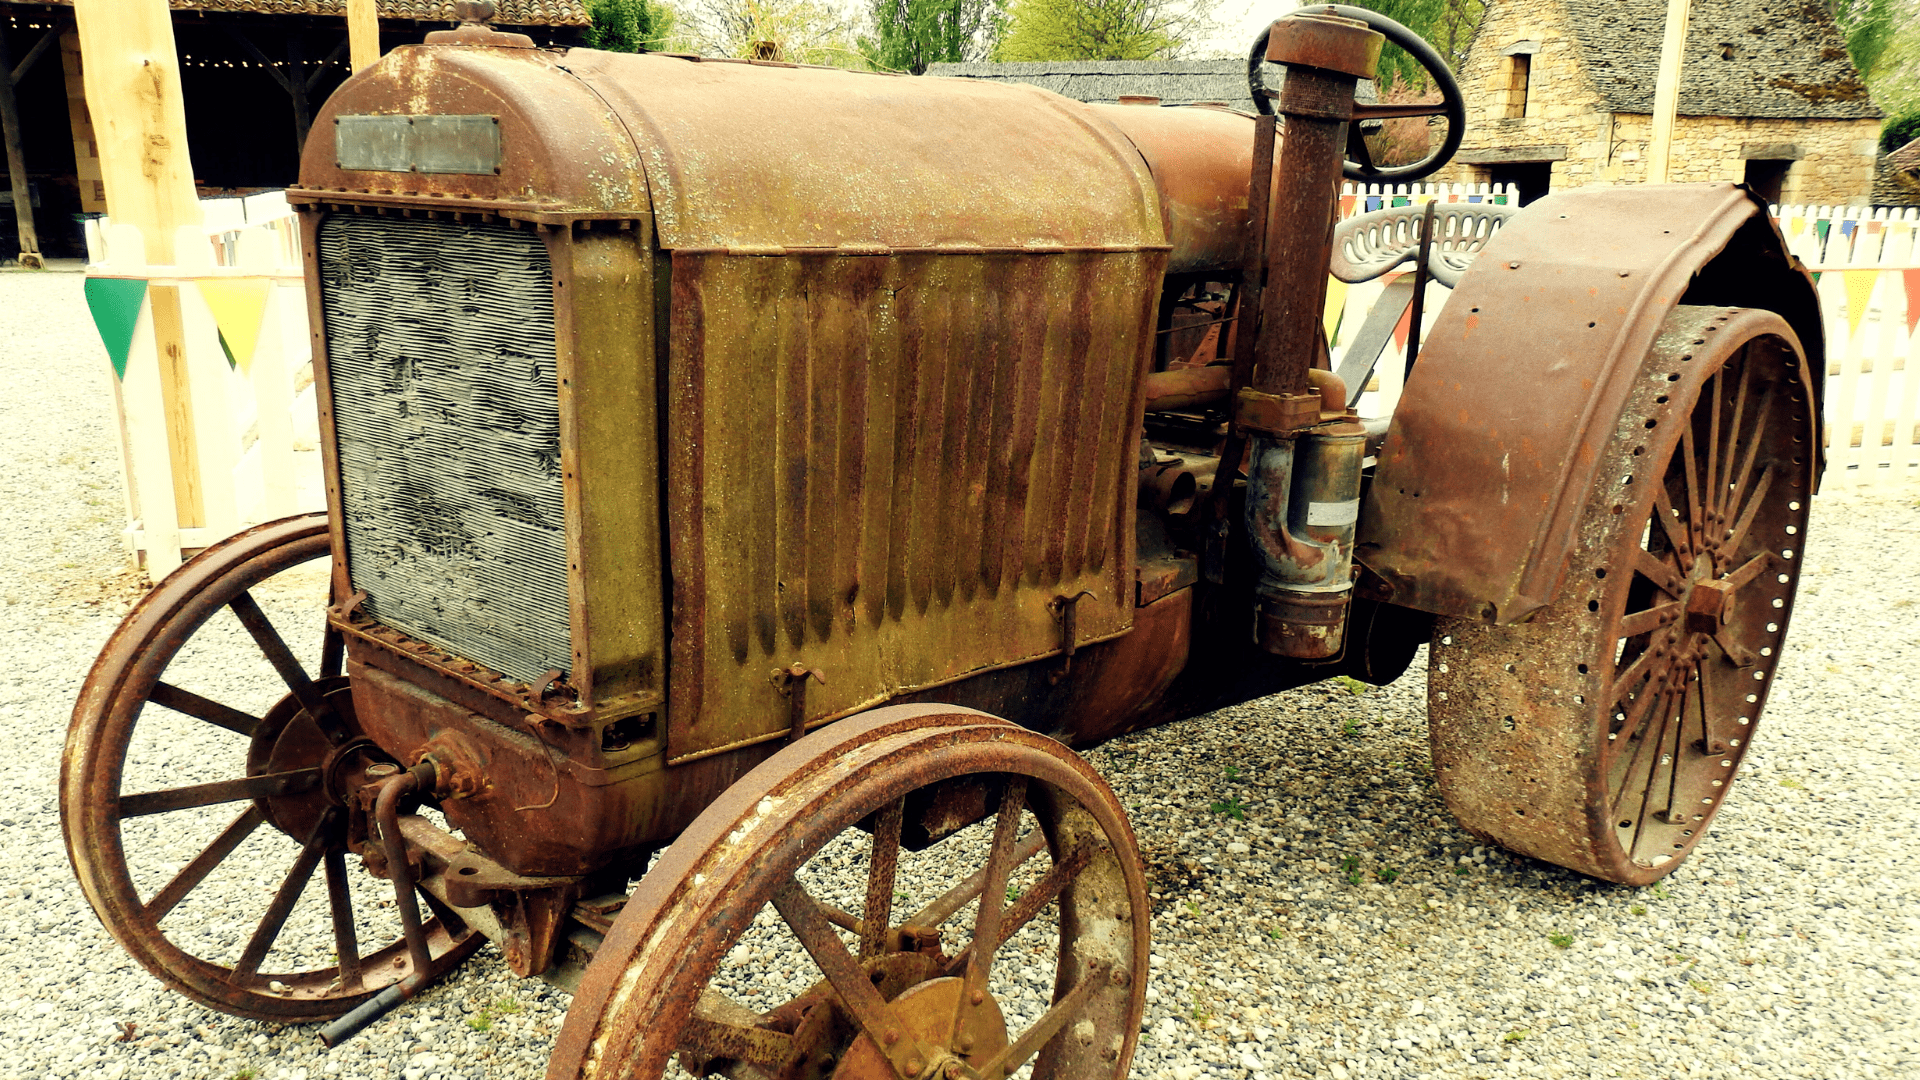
(318, 215), (572, 683)
(666, 249), (1161, 761)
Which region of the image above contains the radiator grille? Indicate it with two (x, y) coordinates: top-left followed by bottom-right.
(318, 215), (571, 684)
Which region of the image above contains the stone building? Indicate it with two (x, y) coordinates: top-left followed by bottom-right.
(924, 59), (1261, 113)
(1442, 0), (1883, 206)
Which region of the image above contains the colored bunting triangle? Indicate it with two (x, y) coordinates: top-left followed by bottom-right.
(83, 277), (148, 381)
(1842, 270), (1878, 341)
(1323, 277), (1348, 346)
(195, 277), (272, 375)
(1904, 268), (1920, 337)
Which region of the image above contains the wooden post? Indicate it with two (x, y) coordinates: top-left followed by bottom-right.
(0, 18), (43, 267)
(74, 0), (206, 538)
(1645, 0), (1691, 185)
(348, 0), (380, 72)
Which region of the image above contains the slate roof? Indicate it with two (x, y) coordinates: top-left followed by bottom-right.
(18, 0), (588, 25)
(925, 60), (1259, 113)
(1559, 0), (1879, 119)
(1888, 138), (1920, 172)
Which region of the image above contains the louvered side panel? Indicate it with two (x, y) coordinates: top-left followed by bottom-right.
(318, 216), (571, 684)
(666, 249), (1161, 762)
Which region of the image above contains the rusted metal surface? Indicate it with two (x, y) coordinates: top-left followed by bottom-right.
(1360, 184), (1824, 624)
(1086, 104), (1259, 275)
(663, 247), (1159, 762)
(549, 706), (1149, 1080)
(561, 51), (1162, 251)
(61, 517), (480, 1024)
(1428, 306), (1815, 884)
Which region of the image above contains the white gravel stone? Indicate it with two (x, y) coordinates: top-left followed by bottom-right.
(5, 265), (1918, 1080)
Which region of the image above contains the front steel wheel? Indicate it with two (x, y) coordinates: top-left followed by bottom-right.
(551, 705), (1149, 1080)
(61, 514), (480, 1021)
(1428, 306), (1816, 885)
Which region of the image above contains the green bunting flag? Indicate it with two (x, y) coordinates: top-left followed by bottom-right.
(83, 277), (149, 381)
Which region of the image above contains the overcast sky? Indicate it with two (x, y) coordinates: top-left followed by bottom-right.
(1195, 0), (1298, 60)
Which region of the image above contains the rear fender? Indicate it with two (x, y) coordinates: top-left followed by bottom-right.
(1355, 184), (1822, 624)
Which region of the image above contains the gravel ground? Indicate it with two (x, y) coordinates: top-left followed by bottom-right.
(2, 265), (1916, 1080)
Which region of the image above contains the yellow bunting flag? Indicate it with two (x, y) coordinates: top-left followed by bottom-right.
(1323, 276), (1349, 346)
(194, 277), (272, 374)
(1841, 270), (1878, 342)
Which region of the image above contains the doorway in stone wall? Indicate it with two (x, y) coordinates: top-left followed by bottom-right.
(1487, 161), (1553, 205)
(1743, 159), (1793, 205)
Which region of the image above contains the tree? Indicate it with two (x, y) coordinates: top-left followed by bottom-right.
(680, 0), (867, 66)
(1338, 0), (1485, 86)
(587, 0), (680, 51)
(994, 0), (1213, 61)
(1824, 0), (1896, 78)
(866, 0), (1008, 74)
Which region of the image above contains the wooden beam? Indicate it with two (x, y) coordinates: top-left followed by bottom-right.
(1645, 0), (1691, 185)
(73, 0), (205, 527)
(10, 22), (63, 85)
(223, 26), (293, 95)
(0, 17), (42, 266)
(348, 0), (379, 72)
(306, 34), (348, 93)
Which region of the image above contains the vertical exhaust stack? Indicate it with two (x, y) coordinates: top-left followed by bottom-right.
(1239, 11), (1381, 660)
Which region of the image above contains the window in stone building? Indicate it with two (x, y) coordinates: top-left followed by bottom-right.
(1743, 158), (1793, 205)
(1505, 53), (1531, 119)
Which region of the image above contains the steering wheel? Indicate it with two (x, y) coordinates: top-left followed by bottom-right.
(1247, 4), (1466, 183)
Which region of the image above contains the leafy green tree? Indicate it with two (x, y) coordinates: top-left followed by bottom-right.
(866, 0), (1007, 73)
(1337, 0), (1484, 87)
(587, 0), (679, 51)
(994, 0), (1212, 61)
(682, 0), (867, 66)
(1825, 0), (1896, 78)
(1883, 108), (1920, 153)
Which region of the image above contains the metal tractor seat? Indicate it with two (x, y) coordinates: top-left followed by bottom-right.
(1329, 201), (1520, 406)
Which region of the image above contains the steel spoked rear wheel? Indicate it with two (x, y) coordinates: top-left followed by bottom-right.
(61, 514), (479, 1021)
(1429, 307), (1816, 884)
(551, 705), (1149, 1080)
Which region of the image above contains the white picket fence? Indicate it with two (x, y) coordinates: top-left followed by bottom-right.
(86, 188), (1915, 573)
(1331, 188), (1920, 490)
(84, 193), (323, 575)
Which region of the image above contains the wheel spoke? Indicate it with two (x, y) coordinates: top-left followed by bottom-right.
(962, 779), (1030, 1000)
(1679, 423), (1705, 551)
(1616, 601), (1682, 641)
(908, 832), (1047, 929)
(144, 806), (264, 924)
(1608, 644), (1661, 709)
(228, 591), (333, 728)
(860, 798), (904, 960)
(969, 958), (1111, 1080)
(1705, 370), (1722, 524)
(1721, 551), (1772, 590)
(1651, 486), (1692, 571)
(1717, 354), (1755, 517)
(1721, 465), (1776, 557)
(147, 681), (261, 738)
(944, 842), (1093, 978)
(231, 830), (327, 980)
(1605, 673), (1667, 776)
(681, 991), (794, 1070)
(1720, 384), (1776, 542)
(1630, 548), (1687, 598)
(1622, 693), (1680, 856)
(769, 878), (899, 1055)
(323, 845), (363, 987)
(117, 768), (320, 819)
(1609, 684), (1676, 820)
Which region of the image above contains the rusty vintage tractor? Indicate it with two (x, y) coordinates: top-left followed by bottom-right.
(61, 4), (1823, 1078)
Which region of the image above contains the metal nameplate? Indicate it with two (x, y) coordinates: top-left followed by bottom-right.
(335, 115), (501, 175)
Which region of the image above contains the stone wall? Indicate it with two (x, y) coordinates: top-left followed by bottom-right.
(1438, 0), (1883, 205)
